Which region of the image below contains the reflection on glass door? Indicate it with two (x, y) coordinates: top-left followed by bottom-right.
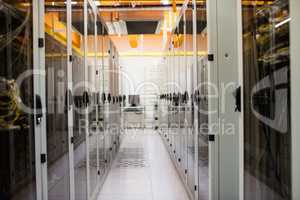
(45, 3), (70, 199)
(86, 3), (98, 198)
(97, 23), (107, 178)
(197, 57), (209, 200)
(103, 35), (113, 166)
(242, 0), (291, 199)
(185, 3), (195, 195)
(97, 18), (106, 182)
(196, 0), (209, 199)
(178, 14), (187, 176)
(0, 1), (36, 199)
(71, 3), (87, 200)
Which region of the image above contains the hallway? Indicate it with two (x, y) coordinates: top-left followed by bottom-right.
(1, 0), (299, 200)
(97, 129), (190, 200)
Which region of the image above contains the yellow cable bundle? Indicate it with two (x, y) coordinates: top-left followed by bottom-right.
(172, 0), (177, 12)
(173, 34), (184, 48)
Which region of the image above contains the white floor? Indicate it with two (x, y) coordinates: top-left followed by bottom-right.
(97, 129), (190, 200)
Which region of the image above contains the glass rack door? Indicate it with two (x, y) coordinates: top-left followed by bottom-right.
(86, 2), (98, 198)
(72, 3), (87, 200)
(0, 1), (37, 199)
(44, 2), (70, 199)
(97, 13), (107, 188)
(186, 2), (196, 196)
(242, 0), (291, 199)
(196, 0), (209, 199)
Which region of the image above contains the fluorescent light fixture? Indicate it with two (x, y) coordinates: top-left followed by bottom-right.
(94, 1), (101, 6)
(106, 21), (127, 36)
(275, 17), (291, 28)
(161, 0), (170, 5)
(106, 20), (128, 36)
(119, 20), (128, 35)
(113, 21), (121, 36)
(64, 1), (78, 5)
(106, 22), (116, 35)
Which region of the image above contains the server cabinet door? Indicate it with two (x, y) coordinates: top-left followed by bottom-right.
(241, 1), (291, 200)
(207, 0), (242, 198)
(197, 57), (209, 200)
(0, 1), (40, 199)
(44, 2), (72, 199)
(71, 3), (88, 200)
(196, 0), (209, 199)
(185, 2), (196, 197)
(86, 2), (99, 198)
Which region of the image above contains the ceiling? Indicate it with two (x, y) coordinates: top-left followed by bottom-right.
(42, 0), (272, 35)
(41, 0), (275, 7)
(42, 0), (199, 7)
(100, 10), (165, 35)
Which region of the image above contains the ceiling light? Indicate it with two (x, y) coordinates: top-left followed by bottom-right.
(64, 1), (78, 5)
(106, 21), (127, 36)
(131, 1), (136, 8)
(161, 0), (170, 5)
(106, 22), (116, 35)
(113, 21), (121, 36)
(118, 20), (128, 35)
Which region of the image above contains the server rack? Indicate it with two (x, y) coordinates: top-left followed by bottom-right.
(242, 1), (292, 199)
(0, 1), (45, 199)
(158, 1), (203, 199)
(0, 0), (122, 199)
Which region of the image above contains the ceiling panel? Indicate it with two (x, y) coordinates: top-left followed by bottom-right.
(100, 10), (164, 22)
(126, 21), (159, 34)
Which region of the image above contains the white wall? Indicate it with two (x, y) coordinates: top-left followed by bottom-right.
(120, 56), (162, 97)
(120, 55), (194, 127)
(120, 55), (194, 96)
(120, 56), (163, 127)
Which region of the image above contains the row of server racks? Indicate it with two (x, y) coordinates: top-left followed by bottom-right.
(157, 2), (208, 200)
(156, 0), (294, 200)
(0, 1), (123, 200)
